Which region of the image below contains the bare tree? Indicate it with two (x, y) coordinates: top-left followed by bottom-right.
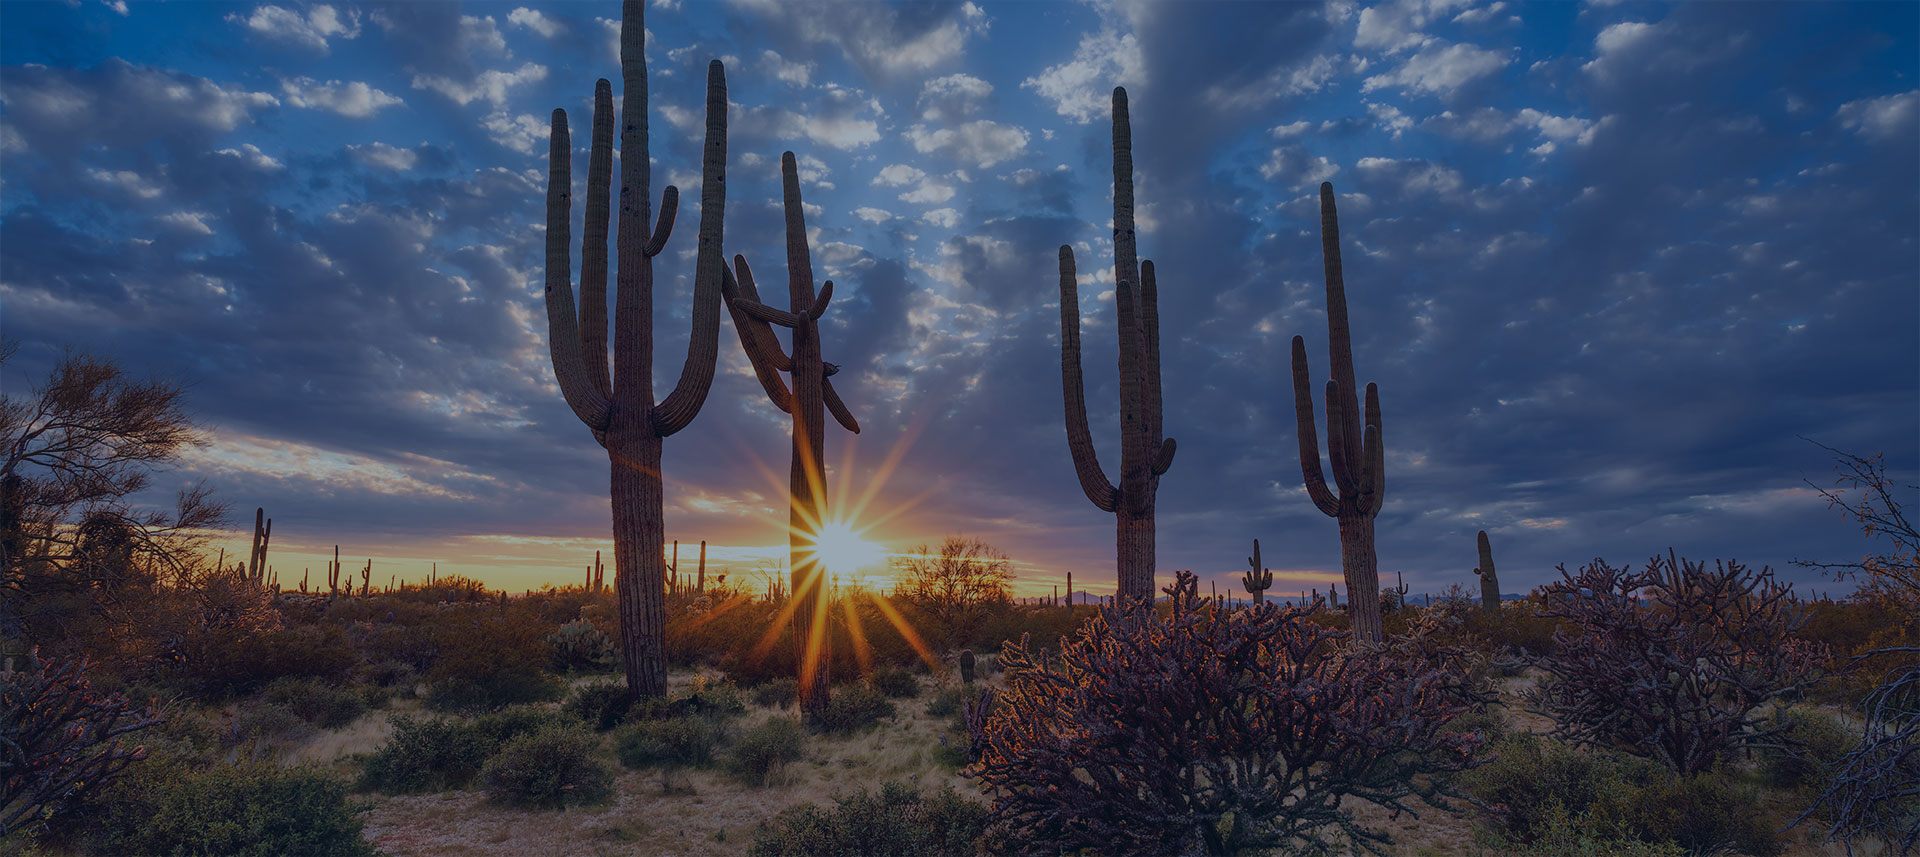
(1794, 436), (1920, 609)
(892, 535), (1012, 648)
(0, 342), (226, 642)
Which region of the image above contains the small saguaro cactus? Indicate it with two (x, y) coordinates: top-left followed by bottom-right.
(1291, 182), (1386, 645)
(721, 151), (863, 721)
(696, 540), (706, 593)
(1472, 530), (1500, 612)
(1329, 583), (1340, 609)
(959, 648), (977, 686)
(327, 545), (341, 597)
(1058, 87), (1176, 603)
(543, 0), (731, 700)
(1243, 538), (1273, 605)
(360, 559), (371, 596)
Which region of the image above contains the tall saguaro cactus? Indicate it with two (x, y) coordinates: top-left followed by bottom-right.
(1472, 530), (1500, 612)
(1291, 182), (1387, 645)
(543, 0), (729, 700)
(1058, 87), (1177, 602)
(721, 152), (862, 719)
(245, 507), (271, 584)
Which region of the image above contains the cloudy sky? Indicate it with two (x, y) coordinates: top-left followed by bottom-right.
(2, 0), (1914, 600)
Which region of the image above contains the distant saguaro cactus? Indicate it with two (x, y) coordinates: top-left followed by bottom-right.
(1243, 538), (1273, 605)
(1291, 182), (1386, 645)
(722, 151), (862, 720)
(542, 1), (730, 699)
(1472, 530), (1500, 612)
(245, 507), (271, 585)
(959, 648), (976, 686)
(1058, 87), (1176, 602)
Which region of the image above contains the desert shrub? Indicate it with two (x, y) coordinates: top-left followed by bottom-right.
(1, 648), (159, 836)
(974, 571), (1485, 857)
(469, 705), (567, 747)
(925, 685), (965, 719)
(352, 659), (417, 691)
(614, 715), (722, 769)
(220, 701), (313, 747)
(747, 780), (987, 857)
(420, 613), (562, 712)
(1463, 596), (1562, 657)
(869, 666), (920, 699)
(1530, 551), (1829, 774)
(479, 724), (613, 809)
(1444, 702), (1510, 745)
(1794, 649), (1920, 854)
(259, 676), (369, 729)
(726, 716), (805, 787)
(564, 681), (634, 731)
(358, 715), (490, 793)
(753, 678), (799, 709)
(1503, 804), (1688, 857)
(92, 758), (375, 857)
(546, 618), (615, 673)
(423, 669), (562, 713)
(1758, 708), (1855, 790)
(681, 673), (748, 718)
(809, 683), (895, 734)
(1460, 732), (1782, 856)
(181, 623), (360, 698)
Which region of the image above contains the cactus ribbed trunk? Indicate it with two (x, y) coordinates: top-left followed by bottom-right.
(542, 0), (728, 700)
(1058, 87), (1176, 604)
(1474, 530), (1500, 612)
(1290, 182), (1387, 646)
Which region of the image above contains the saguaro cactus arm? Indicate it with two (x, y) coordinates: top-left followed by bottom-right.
(545, 109), (613, 439)
(1290, 338), (1340, 517)
(651, 60), (731, 437)
(1058, 246), (1120, 513)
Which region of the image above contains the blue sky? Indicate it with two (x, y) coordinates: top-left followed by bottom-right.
(2, 0), (1915, 599)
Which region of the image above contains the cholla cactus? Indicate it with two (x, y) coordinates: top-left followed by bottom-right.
(1243, 538), (1273, 605)
(547, 618), (615, 672)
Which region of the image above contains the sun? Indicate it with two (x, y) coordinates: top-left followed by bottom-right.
(813, 520), (887, 579)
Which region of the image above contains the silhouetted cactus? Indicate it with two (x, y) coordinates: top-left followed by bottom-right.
(1472, 530), (1500, 612)
(543, 0), (729, 699)
(1243, 538), (1273, 605)
(722, 152), (862, 720)
(1058, 88), (1176, 603)
(1291, 182), (1385, 645)
(959, 648), (976, 686)
(245, 507), (271, 585)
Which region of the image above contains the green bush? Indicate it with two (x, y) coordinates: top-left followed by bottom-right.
(809, 683), (894, 734)
(753, 678), (799, 709)
(925, 686), (964, 719)
(1757, 708), (1854, 791)
(1459, 733), (1783, 857)
(681, 674), (748, 717)
(869, 667), (920, 699)
(614, 715), (722, 769)
(1502, 804), (1688, 857)
(546, 618), (616, 673)
(423, 669), (562, 713)
(223, 700), (313, 746)
(727, 717), (805, 787)
(747, 780), (987, 857)
(358, 715), (490, 793)
(479, 724), (614, 809)
(93, 758), (376, 857)
(260, 676), (369, 729)
(564, 682), (634, 731)
(182, 624), (360, 698)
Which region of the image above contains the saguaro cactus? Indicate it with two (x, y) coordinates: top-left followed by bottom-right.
(1243, 538), (1273, 605)
(1291, 182), (1386, 645)
(543, 1), (729, 700)
(1472, 530), (1500, 612)
(722, 151), (862, 720)
(245, 508), (271, 585)
(1058, 87), (1176, 602)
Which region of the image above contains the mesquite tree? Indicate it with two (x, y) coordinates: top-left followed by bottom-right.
(720, 152), (860, 718)
(1290, 182), (1386, 645)
(972, 570), (1485, 857)
(1529, 550), (1829, 776)
(542, 0), (729, 699)
(1058, 87), (1177, 603)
